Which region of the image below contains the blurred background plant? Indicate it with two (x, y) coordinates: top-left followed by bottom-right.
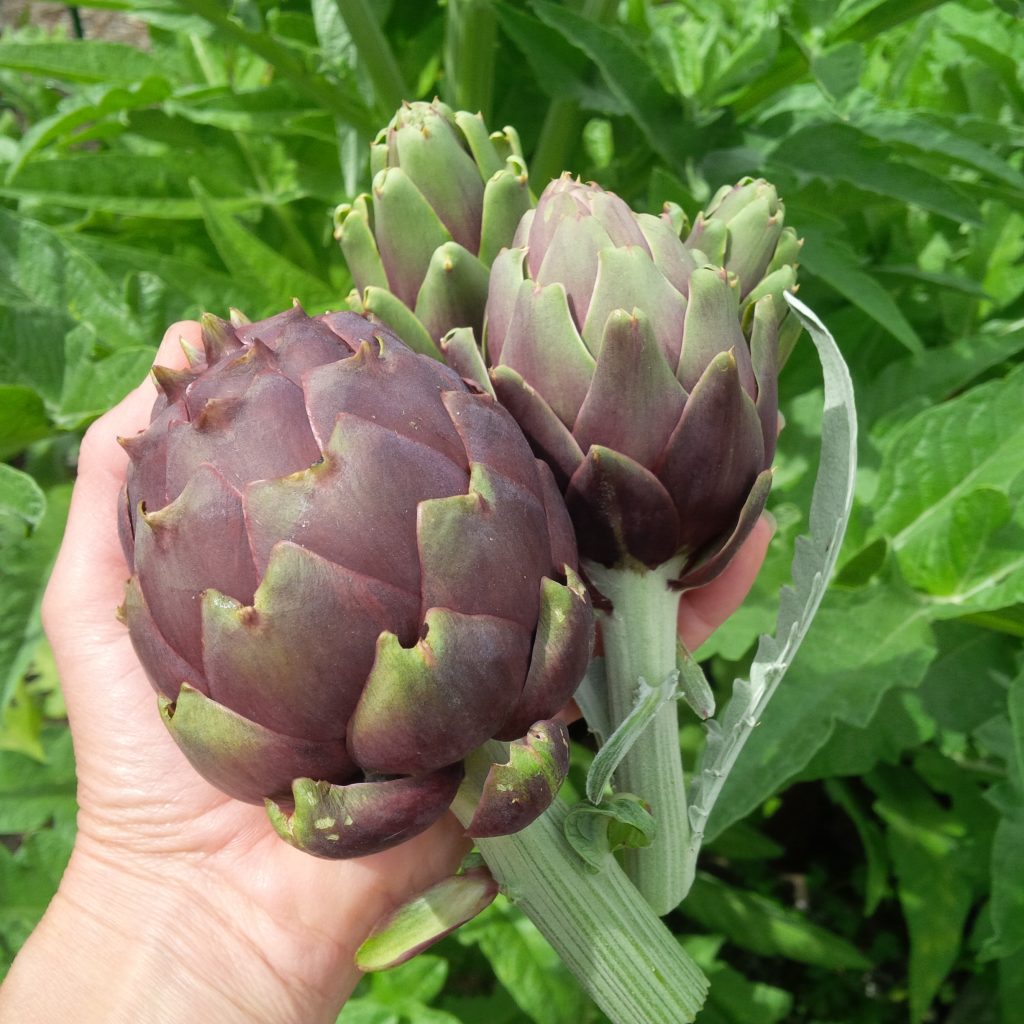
(1, 1), (1022, 1021)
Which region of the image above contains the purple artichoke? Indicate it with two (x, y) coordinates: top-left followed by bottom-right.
(117, 305), (592, 858)
(457, 175), (797, 587)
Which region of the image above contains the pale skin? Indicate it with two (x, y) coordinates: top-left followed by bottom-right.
(0, 321), (774, 1024)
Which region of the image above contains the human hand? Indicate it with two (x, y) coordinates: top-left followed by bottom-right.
(0, 320), (773, 1024)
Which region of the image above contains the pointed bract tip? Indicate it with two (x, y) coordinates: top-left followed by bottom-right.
(179, 336), (203, 368)
(199, 312), (239, 363)
(228, 307), (251, 327)
(151, 364), (192, 402)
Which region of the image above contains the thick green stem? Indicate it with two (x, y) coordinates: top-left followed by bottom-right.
(530, 98), (581, 192)
(444, 0), (497, 123)
(584, 558), (689, 916)
(530, 0), (617, 185)
(454, 749), (707, 1023)
(332, 0), (408, 115)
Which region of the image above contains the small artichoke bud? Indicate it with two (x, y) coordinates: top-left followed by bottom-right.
(337, 100), (533, 355)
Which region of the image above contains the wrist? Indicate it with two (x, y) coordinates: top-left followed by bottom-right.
(1, 836), (355, 1024)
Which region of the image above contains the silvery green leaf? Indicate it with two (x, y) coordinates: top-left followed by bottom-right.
(564, 793), (657, 874)
(585, 670), (678, 805)
(683, 296), (857, 890)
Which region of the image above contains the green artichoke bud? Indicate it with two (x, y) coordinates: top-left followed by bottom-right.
(117, 305), (592, 858)
(684, 177), (800, 304)
(483, 175), (795, 586)
(336, 99), (532, 357)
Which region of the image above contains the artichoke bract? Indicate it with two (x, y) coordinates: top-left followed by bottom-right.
(468, 174), (799, 587)
(336, 99), (532, 358)
(117, 306), (591, 858)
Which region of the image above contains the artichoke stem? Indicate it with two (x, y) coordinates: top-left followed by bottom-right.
(583, 556), (690, 916)
(456, 745), (708, 1023)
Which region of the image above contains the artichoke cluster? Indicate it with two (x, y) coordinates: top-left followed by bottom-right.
(119, 307), (590, 858)
(121, 100), (801, 860)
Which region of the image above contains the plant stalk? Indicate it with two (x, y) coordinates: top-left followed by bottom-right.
(444, 0), (497, 123)
(531, 0), (617, 185)
(584, 557), (690, 916)
(454, 749), (707, 1023)
(332, 0), (408, 116)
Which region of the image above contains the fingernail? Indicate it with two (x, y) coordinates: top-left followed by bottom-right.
(761, 509), (777, 537)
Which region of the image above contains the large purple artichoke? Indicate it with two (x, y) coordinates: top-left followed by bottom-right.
(451, 175), (798, 588)
(117, 306), (592, 858)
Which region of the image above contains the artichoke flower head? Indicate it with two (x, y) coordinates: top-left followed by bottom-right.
(117, 305), (592, 858)
(471, 174), (800, 589)
(336, 99), (532, 357)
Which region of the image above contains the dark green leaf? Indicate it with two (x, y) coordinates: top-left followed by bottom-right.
(681, 873), (871, 969)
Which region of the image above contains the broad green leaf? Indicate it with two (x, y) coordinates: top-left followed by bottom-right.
(982, 795), (1024, 961)
(0, 387), (50, 461)
(58, 346), (156, 428)
(0, 40), (174, 84)
(897, 487), (1024, 611)
(681, 935), (792, 1024)
(798, 229), (924, 354)
(706, 582), (936, 839)
(769, 123), (981, 225)
(690, 298), (858, 852)
(917, 622), (1015, 734)
(0, 209), (139, 350)
(192, 184), (338, 311)
(457, 898), (588, 1024)
(1000, 947), (1024, 1023)
(0, 487), (71, 734)
(800, 687), (934, 779)
(863, 324), (1024, 425)
(872, 364), (1024, 613)
(368, 955), (449, 1007)
(335, 1000), (400, 1024)
(0, 826), (75, 980)
(825, 778), (890, 915)
(811, 41), (863, 102)
(68, 235), (267, 320)
(6, 78), (172, 181)
(1, 153), (257, 220)
(530, 1), (699, 171)
(981, 665), (1024, 961)
(854, 110), (1024, 193)
(0, 465), (45, 549)
(164, 85), (335, 140)
(494, 3), (615, 112)
(702, 820), (783, 862)
(0, 727), (76, 833)
(681, 873), (871, 970)
(869, 766), (976, 1023)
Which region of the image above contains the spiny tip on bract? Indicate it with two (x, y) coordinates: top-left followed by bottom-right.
(151, 365), (193, 402)
(199, 312), (239, 363)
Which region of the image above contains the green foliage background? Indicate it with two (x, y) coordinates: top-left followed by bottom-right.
(1, 1), (1022, 1020)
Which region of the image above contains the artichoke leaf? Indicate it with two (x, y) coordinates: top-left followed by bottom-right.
(266, 765), (463, 860)
(467, 719), (571, 838)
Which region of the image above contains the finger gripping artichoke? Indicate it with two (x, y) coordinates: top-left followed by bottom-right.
(117, 306), (592, 858)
